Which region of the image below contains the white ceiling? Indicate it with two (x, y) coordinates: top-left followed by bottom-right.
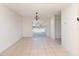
(4, 3), (69, 17)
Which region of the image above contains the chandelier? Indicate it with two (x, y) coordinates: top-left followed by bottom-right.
(33, 12), (40, 27)
(35, 12), (39, 21)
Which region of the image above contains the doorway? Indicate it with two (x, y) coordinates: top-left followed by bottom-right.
(32, 19), (47, 38)
(55, 11), (61, 44)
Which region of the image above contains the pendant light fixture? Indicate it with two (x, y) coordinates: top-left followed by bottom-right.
(35, 12), (39, 21)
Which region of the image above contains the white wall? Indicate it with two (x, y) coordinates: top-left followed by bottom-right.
(77, 4), (79, 55)
(22, 17), (50, 37)
(50, 16), (55, 40)
(0, 4), (22, 53)
(22, 17), (32, 37)
(61, 4), (79, 55)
